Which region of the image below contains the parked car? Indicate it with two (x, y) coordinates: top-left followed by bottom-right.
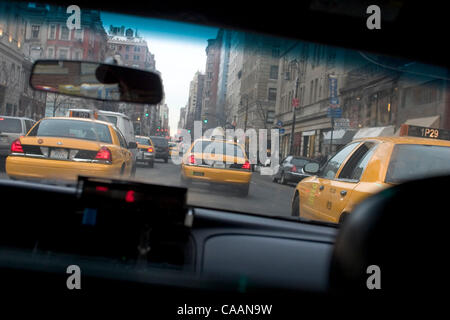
(0, 116), (36, 168)
(272, 155), (317, 185)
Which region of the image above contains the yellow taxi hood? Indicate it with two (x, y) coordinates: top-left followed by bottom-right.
(190, 152), (247, 164)
(20, 136), (104, 151)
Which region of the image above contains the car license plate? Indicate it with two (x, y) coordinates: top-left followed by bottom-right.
(50, 149), (68, 160)
(193, 171), (204, 176)
(213, 162), (225, 169)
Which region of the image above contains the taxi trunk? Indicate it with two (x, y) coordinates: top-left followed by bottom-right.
(182, 153), (252, 185)
(6, 136), (122, 181)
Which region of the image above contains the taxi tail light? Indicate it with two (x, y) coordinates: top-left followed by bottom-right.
(95, 147), (112, 162)
(242, 161), (251, 170)
(290, 165), (297, 172)
(148, 147), (154, 153)
(188, 154), (196, 164)
(11, 139), (24, 153)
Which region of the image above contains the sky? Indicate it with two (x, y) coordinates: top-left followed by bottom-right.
(100, 12), (219, 135)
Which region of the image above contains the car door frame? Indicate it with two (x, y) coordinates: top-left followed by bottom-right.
(300, 141), (363, 221)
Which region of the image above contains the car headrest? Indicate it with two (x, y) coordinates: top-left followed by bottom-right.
(329, 175), (450, 296)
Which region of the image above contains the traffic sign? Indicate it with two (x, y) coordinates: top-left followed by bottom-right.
(279, 128), (285, 134)
(292, 98), (299, 108)
(276, 120), (283, 127)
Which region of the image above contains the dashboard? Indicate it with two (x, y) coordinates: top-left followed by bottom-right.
(0, 177), (337, 295)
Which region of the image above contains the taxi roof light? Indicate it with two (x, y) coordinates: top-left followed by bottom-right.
(11, 139), (24, 153)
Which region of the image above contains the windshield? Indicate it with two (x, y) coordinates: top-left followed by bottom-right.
(28, 119), (112, 143)
(0, 118), (22, 133)
(385, 144), (450, 183)
(0, 0), (449, 228)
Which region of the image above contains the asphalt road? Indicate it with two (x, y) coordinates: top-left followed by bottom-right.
(0, 158), (296, 217)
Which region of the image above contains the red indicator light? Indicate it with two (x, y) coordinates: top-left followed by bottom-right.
(11, 139), (24, 153)
(95, 186), (108, 192)
(242, 161), (251, 170)
(125, 190), (135, 203)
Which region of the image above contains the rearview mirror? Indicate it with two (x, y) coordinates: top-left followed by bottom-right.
(304, 162), (320, 174)
(30, 60), (163, 105)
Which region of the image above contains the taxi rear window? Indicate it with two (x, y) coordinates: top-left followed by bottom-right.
(0, 118), (22, 133)
(28, 119), (112, 143)
(136, 137), (151, 145)
(385, 144), (450, 183)
(193, 141), (245, 158)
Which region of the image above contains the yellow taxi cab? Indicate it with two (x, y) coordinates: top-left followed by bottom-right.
(169, 142), (179, 157)
(6, 117), (135, 182)
(292, 124), (450, 223)
(135, 135), (155, 168)
(180, 138), (252, 196)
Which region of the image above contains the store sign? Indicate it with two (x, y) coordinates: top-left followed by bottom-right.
(334, 118), (350, 129)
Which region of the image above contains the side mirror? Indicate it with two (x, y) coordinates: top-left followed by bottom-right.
(128, 141), (137, 149)
(304, 162), (320, 174)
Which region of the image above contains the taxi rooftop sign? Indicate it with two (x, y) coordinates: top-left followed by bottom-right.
(400, 124), (450, 141)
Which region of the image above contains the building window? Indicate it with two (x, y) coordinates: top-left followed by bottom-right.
(269, 65), (278, 80)
(47, 47), (54, 58)
(58, 48), (69, 59)
(48, 25), (56, 39)
(60, 26), (70, 40)
(31, 25), (40, 39)
(125, 54), (129, 60)
(74, 50), (82, 60)
(134, 55), (140, 61)
(268, 88), (277, 101)
(126, 46), (130, 51)
(74, 29), (83, 41)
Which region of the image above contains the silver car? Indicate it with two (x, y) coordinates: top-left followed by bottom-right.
(0, 116), (36, 166)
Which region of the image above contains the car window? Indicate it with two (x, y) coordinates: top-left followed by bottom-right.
(338, 142), (377, 181)
(105, 116), (118, 126)
(136, 137), (151, 145)
(115, 129), (128, 148)
(192, 141), (245, 158)
(292, 158), (309, 168)
(0, 118), (22, 133)
(385, 145), (450, 183)
(151, 137), (168, 147)
(25, 120), (35, 134)
(28, 119), (112, 143)
(320, 142), (361, 179)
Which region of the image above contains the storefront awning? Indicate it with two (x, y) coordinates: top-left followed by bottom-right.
(394, 115), (440, 135)
(353, 126), (395, 139)
(323, 129), (357, 145)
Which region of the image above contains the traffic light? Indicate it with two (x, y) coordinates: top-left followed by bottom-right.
(145, 113), (149, 117)
(203, 119), (208, 124)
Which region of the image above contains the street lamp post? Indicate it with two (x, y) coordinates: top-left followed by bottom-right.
(289, 60), (300, 155)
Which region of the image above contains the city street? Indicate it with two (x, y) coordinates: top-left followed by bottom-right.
(0, 159), (296, 218)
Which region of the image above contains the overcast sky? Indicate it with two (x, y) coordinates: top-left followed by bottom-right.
(100, 12), (219, 135)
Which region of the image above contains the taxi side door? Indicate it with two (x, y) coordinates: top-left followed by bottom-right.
(327, 141), (378, 223)
(300, 142), (361, 221)
(114, 128), (133, 171)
